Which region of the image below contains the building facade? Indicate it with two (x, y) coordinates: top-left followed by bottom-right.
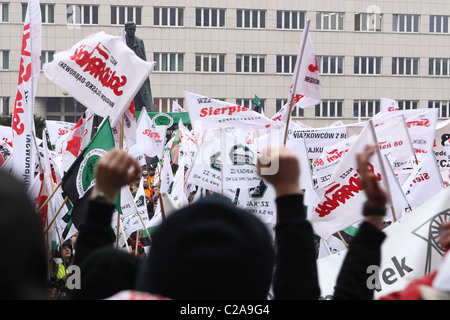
(1, 0), (450, 126)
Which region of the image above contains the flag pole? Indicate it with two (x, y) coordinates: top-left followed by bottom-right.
(37, 180), (63, 214)
(368, 120), (394, 211)
(115, 115), (125, 248)
(401, 115), (419, 166)
(283, 19), (311, 146)
(43, 196), (69, 235)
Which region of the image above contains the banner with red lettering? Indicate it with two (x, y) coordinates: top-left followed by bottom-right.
(380, 97), (399, 112)
(10, 0), (42, 190)
(45, 120), (75, 146)
(373, 108), (439, 161)
(184, 91), (282, 133)
(401, 152), (445, 210)
(309, 121), (390, 240)
(288, 20), (321, 109)
(128, 107), (166, 159)
(43, 31), (155, 126)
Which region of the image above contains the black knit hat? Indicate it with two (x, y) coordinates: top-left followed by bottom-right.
(134, 195), (274, 300)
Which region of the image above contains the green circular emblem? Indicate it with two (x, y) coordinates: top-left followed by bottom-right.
(152, 113), (174, 128)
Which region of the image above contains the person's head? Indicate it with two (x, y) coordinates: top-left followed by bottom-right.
(125, 22), (136, 37)
(60, 240), (73, 263)
(0, 170), (48, 299)
(134, 195), (274, 299)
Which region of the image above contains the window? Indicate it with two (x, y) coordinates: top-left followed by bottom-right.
(237, 9), (265, 28)
(393, 14), (419, 32)
(276, 55), (297, 74)
(315, 100), (343, 117)
(236, 55), (265, 73)
(430, 15), (450, 33)
(196, 8), (225, 27)
(397, 100), (418, 110)
(429, 58), (450, 76)
(392, 57), (419, 75)
(236, 98), (265, 114)
(47, 98), (62, 113)
(41, 51), (54, 70)
(154, 7), (184, 26)
(154, 53), (184, 72)
(67, 5), (99, 24)
(0, 50), (9, 70)
(429, 101), (450, 118)
(318, 56), (344, 74)
(1, 3), (8, 22)
(23, 3), (55, 23)
(111, 6), (142, 25)
(195, 54), (225, 72)
(0, 97), (9, 115)
(354, 57), (382, 75)
(276, 99), (304, 117)
(153, 98), (183, 113)
(277, 10), (305, 29)
(355, 12), (382, 31)
(353, 100), (380, 118)
(316, 12), (344, 30)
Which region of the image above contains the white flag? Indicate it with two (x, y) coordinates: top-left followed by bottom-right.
(43, 31), (155, 126)
(184, 91), (281, 134)
(45, 120), (75, 147)
(112, 101), (137, 149)
(160, 152), (174, 194)
(309, 122), (390, 240)
(288, 20), (321, 109)
(372, 108), (439, 161)
(402, 152), (445, 210)
(129, 107), (166, 159)
(172, 100), (186, 113)
(433, 119), (450, 172)
(380, 97), (399, 112)
(10, 0), (42, 190)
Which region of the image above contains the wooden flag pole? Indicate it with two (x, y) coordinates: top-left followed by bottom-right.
(119, 217), (130, 253)
(43, 196), (69, 235)
(135, 229), (140, 256)
(115, 115), (125, 249)
(37, 180), (63, 214)
(337, 231), (349, 248)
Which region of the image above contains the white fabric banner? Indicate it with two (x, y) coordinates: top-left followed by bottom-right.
(380, 97), (399, 112)
(184, 91), (282, 134)
(10, 0), (41, 190)
(402, 152), (445, 210)
(46, 120), (75, 146)
(433, 119), (450, 172)
(317, 187), (450, 299)
(43, 31), (155, 126)
(309, 122), (390, 240)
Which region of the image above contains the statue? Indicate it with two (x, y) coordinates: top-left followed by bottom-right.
(125, 22), (155, 112)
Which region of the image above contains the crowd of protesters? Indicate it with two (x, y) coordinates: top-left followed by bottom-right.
(1, 144), (449, 301)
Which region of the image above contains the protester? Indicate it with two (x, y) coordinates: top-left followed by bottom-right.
(0, 169), (48, 299)
(69, 149), (144, 300)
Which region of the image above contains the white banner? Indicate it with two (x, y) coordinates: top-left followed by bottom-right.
(380, 97), (399, 112)
(309, 122), (390, 240)
(317, 187), (450, 299)
(184, 91), (281, 134)
(43, 32), (155, 126)
(11, 0), (42, 190)
(433, 119), (450, 172)
(46, 120), (75, 146)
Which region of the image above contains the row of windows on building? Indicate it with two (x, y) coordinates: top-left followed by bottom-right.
(1, 96), (448, 121)
(2, 3), (450, 34)
(1, 50), (449, 77)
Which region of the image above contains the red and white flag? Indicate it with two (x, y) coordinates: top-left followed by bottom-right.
(43, 31), (155, 126)
(401, 152), (445, 210)
(45, 120), (75, 147)
(310, 121), (390, 240)
(10, 0), (42, 190)
(60, 109), (94, 174)
(184, 91), (282, 134)
(172, 100), (186, 113)
(380, 97), (399, 112)
(288, 19), (321, 110)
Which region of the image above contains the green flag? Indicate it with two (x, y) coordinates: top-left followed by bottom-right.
(61, 117), (116, 230)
